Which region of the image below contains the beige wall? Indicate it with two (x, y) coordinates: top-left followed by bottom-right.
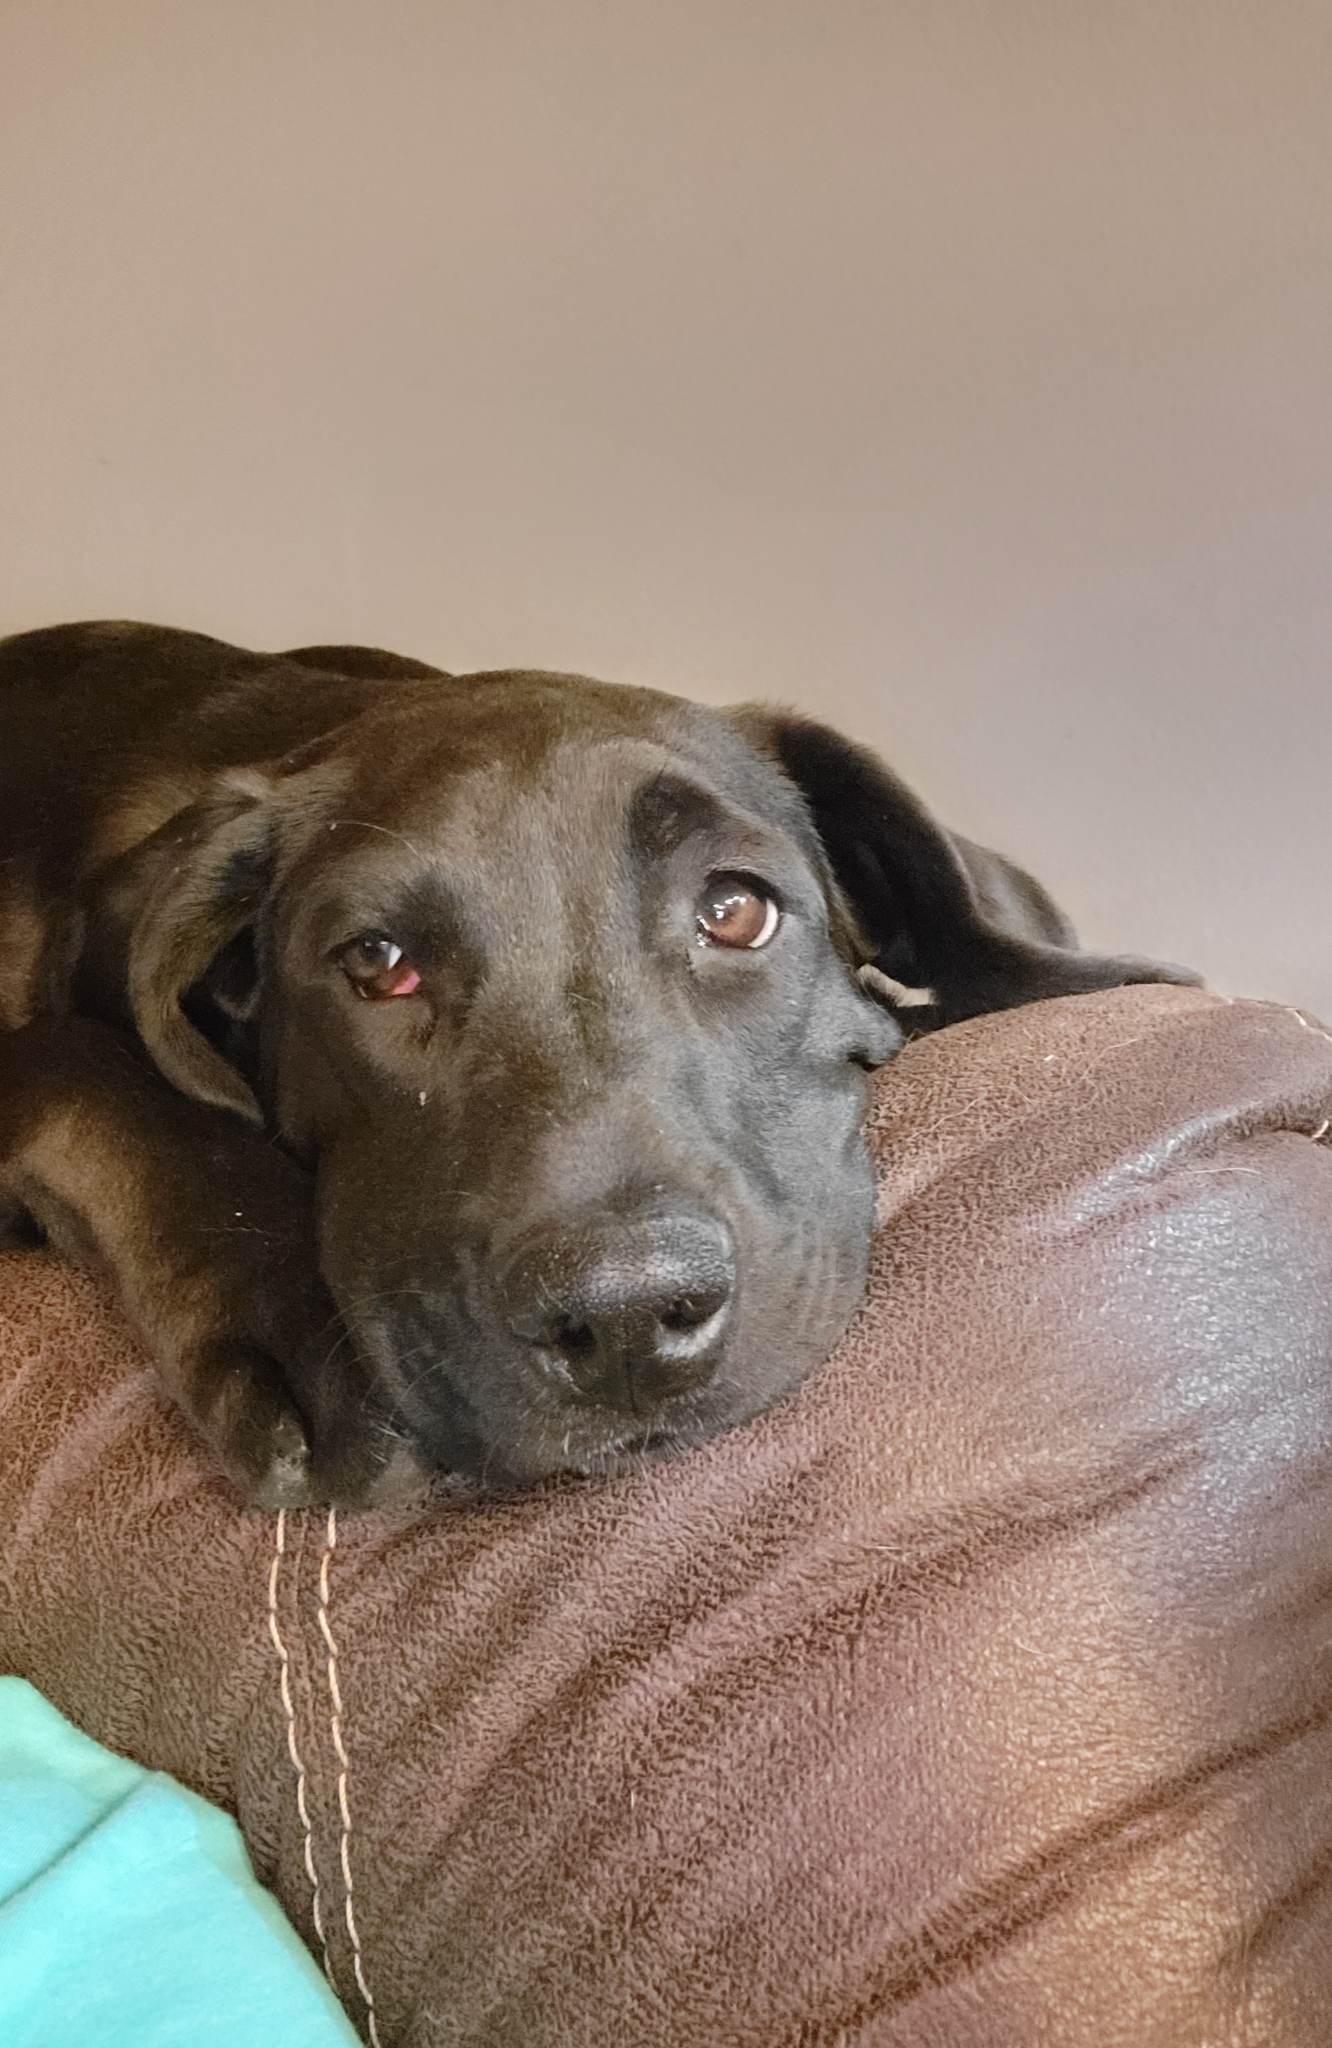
(3, 2), (1329, 1015)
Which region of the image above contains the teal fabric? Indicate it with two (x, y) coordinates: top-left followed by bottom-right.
(0, 1677), (360, 2047)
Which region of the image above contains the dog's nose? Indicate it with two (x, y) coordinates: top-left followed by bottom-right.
(500, 1207), (735, 1409)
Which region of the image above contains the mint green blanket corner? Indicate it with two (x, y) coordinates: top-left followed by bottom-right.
(0, 1676), (361, 2047)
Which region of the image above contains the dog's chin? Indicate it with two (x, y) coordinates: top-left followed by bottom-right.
(406, 1385), (742, 1495)
(470, 1418), (707, 1496)
(372, 1350), (812, 1497)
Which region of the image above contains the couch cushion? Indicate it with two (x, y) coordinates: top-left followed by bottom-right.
(2, 986), (1331, 2046)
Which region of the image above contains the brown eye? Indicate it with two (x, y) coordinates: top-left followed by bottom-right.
(337, 932), (422, 1000)
(695, 875), (781, 950)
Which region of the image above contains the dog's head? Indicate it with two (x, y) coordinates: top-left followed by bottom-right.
(120, 670), (1195, 1486)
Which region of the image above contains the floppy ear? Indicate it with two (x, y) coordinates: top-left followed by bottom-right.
(730, 708), (1200, 1027)
(122, 769), (314, 1123)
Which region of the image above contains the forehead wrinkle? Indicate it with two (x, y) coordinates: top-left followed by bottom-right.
(627, 767), (729, 860)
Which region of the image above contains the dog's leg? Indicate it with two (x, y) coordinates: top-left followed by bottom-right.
(0, 1015), (416, 1508)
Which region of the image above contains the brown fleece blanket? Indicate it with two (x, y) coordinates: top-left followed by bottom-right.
(3, 985), (1332, 2046)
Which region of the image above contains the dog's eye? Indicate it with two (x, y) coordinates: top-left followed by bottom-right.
(337, 932), (422, 1000)
(695, 875), (781, 950)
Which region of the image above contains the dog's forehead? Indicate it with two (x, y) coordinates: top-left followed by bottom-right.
(335, 671), (806, 845)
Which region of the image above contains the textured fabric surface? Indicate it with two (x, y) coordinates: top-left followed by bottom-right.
(1, 985), (1331, 2046)
(0, 1678), (358, 2047)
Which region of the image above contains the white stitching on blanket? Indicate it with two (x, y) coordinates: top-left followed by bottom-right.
(268, 1509), (337, 1989)
(317, 1505), (383, 2048)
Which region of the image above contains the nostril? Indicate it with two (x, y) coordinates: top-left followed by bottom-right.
(550, 1314), (597, 1362)
(659, 1302), (709, 1335)
(660, 1293), (725, 1335)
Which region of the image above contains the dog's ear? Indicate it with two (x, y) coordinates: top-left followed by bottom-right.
(730, 707), (1200, 1027)
(121, 755), (344, 1121)
(122, 772), (286, 1122)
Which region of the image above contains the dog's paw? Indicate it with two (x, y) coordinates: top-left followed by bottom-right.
(196, 1338), (318, 1510)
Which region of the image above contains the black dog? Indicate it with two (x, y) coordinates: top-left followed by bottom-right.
(0, 622), (1195, 1505)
